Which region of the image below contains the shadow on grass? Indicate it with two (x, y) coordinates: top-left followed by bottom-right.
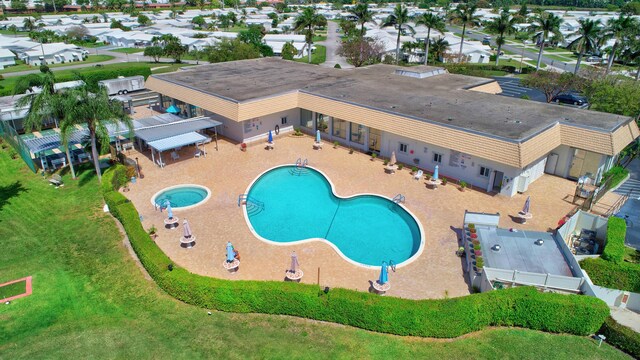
(58, 163), (98, 187)
(0, 180), (27, 216)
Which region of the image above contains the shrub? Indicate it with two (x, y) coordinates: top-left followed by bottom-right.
(602, 217), (626, 264)
(599, 317), (640, 358)
(442, 178), (448, 185)
(580, 258), (640, 293)
(371, 153), (378, 159)
(397, 164), (404, 170)
(476, 257), (484, 268)
(601, 165), (629, 191)
(125, 165), (136, 179)
(459, 180), (467, 189)
(411, 166), (418, 173)
(334, 63), (341, 69)
(104, 191), (610, 338)
(383, 160), (388, 166)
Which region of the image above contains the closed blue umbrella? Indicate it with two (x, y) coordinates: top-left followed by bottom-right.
(166, 105), (180, 114)
(315, 130), (321, 143)
(268, 130), (273, 143)
(226, 242), (235, 262)
(432, 165), (439, 181)
(378, 261), (388, 285)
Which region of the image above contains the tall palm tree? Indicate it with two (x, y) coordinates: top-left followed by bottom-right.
(485, 11), (517, 65)
(449, 4), (481, 63)
(350, 2), (372, 37)
(381, 3), (413, 64)
(294, 7), (327, 64)
(430, 37), (450, 63)
(622, 37), (640, 81)
(15, 72), (77, 179)
(415, 12), (446, 65)
(528, 12), (563, 70)
(567, 19), (602, 74)
(61, 84), (132, 182)
(601, 15), (638, 75)
(23, 17), (35, 32)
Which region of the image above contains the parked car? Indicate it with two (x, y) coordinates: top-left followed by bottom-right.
(482, 39), (491, 45)
(552, 93), (588, 106)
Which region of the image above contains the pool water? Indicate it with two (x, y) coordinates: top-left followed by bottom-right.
(153, 186), (209, 208)
(245, 166), (423, 267)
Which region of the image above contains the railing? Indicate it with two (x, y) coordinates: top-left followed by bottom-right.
(291, 158), (309, 176)
(604, 189), (632, 217)
(392, 194), (405, 204)
(238, 194), (265, 210)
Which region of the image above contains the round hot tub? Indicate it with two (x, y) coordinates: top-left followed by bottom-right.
(151, 184), (211, 210)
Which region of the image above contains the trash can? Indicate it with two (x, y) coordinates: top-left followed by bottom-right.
(131, 176), (136, 184)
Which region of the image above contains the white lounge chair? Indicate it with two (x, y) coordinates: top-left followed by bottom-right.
(170, 151), (180, 161)
(413, 169), (423, 180)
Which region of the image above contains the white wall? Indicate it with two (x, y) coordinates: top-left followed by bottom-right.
(242, 108), (298, 143)
(204, 110), (244, 142)
(0, 56), (15, 69)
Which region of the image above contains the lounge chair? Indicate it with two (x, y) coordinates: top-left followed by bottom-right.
(49, 174), (63, 187)
(170, 151), (180, 161)
(413, 169), (423, 180)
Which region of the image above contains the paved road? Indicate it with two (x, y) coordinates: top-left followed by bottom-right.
(492, 76), (546, 102)
(319, 21), (353, 69)
(614, 157), (640, 249)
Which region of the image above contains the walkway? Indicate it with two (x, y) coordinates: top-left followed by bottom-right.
(319, 21), (353, 69)
(610, 307), (640, 333)
(615, 158), (640, 249)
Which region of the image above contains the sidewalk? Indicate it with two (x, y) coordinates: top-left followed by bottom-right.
(610, 307), (640, 333)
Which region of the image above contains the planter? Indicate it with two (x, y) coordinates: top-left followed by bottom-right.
(240, 143), (247, 152)
(469, 228), (477, 234)
(474, 250), (482, 257)
(470, 233), (478, 239)
(472, 239), (480, 245)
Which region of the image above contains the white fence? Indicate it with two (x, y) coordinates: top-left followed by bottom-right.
(483, 267), (584, 292)
(581, 271), (640, 311)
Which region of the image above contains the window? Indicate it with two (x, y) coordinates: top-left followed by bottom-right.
(423, 147), (428, 154)
(332, 118), (347, 139)
(433, 152), (442, 164)
(479, 166), (491, 177)
(350, 122), (365, 144)
(316, 113), (329, 134)
(281, 117), (287, 125)
(300, 109), (313, 129)
(399, 143), (408, 153)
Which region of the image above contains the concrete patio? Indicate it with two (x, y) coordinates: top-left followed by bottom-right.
(121, 133), (621, 300)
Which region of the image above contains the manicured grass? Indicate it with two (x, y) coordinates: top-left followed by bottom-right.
(313, 35), (327, 42)
(294, 45), (326, 65)
(544, 47), (572, 53)
(222, 25), (248, 33)
(0, 148), (628, 358)
(150, 63), (196, 74)
(0, 30), (29, 36)
(0, 55), (115, 74)
(545, 54), (577, 62)
(77, 41), (105, 48)
(0, 280), (26, 299)
(109, 47), (144, 54)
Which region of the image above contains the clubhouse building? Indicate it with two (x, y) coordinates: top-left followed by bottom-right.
(146, 58), (639, 197)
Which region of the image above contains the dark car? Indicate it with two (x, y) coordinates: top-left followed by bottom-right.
(552, 93), (588, 106)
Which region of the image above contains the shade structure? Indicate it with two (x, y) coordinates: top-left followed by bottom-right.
(183, 219), (193, 239)
(226, 242), (235, 262)
(433, 165), (439, 181)
(315, 130), (321, 143)
(522, 196), (531, 215)
(268, 130), (273, 143)
(166, 105), (180, 114)
(290, 252), (300, 273)
(165, 201), (174, 219)
(147, 132), (209, 152)
(389, 151), (396, 165)
(378, 261), (388, 284)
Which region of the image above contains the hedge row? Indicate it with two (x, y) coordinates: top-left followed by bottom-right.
(102, 186), (610, 338)
(580, 258), (640, 293)
(599, 317), (640, 358)
(56, 65), (152, 88)
(602, 217), (627, 264)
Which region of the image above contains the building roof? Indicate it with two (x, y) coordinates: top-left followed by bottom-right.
(151, 58), (630, 141)
(135, 116), (221, 142)
(148, 131), (209, 152)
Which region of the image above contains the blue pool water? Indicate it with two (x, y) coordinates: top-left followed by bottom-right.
(246, 166), (422, 266)
(154, 186), (209, 208)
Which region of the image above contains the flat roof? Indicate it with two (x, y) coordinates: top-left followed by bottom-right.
(153, 58), (630, 141)
(476, 227), (573, 277)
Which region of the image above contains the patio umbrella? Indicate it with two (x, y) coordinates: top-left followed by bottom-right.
(226, 242), (235, 262)
(432, 165), (439, 181)
(165, 201), (174, 220)
(290, 252), (300, 273)
(268, 130), (273, 143)
(315, 130), (321, 143)
(166, 104), (180, 114)
(522, 196), (531, 215)
(378, 261), (388, 285)
(183, 219), (193, 239)
(389, 151), (396, 165)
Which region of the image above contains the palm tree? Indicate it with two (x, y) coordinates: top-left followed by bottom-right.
(415, 13), (446, 65)
(566, 19), (602, 74)
(14, 72), (77, 179)
(485, 12), (517, 65)
(381, 3), (413, 64)
(294, 7), (327, 64)
(622, 37), (640, 81)
(528, 12), (563, 70)
(449, 4), (481, 63)
(60, 84), (132, 182)
(601, 15), (638, 75)
(430, 37), (450, 63)
(23, 17), (35, 32)
(350, 2), (372, 37)
(8, 24), (18, 37)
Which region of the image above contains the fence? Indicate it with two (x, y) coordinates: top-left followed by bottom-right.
(483, 267), (584, 293)
(0, 121), (36, 173)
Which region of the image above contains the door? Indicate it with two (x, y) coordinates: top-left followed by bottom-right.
(493, 171), (504, 192)
(568, 149), (586, 180)
(369, 128), (381, 153)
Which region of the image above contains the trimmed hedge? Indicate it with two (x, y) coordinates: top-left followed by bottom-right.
(56, 65), (152, 88)
(580, 258), (640, 293)
(103, 190), (610, 338)
(602, 217), (627, 264)
(600, 317), (640, 358)
(601, 165), (629, 191)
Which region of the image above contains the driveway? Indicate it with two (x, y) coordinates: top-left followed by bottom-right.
(493, 76), (546, 102)
(614, 157), (640, 249)
(319, 21), (353, 69)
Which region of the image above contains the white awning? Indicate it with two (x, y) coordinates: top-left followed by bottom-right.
(147, 132), (208, 152)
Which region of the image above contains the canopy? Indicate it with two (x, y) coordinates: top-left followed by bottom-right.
(148, 132), (208, 152)
(166, 105), (181, 114)
(135, 117), (221, 142)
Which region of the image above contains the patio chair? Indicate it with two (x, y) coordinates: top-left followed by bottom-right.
(49, 174), (63, 187)
(413, 169), (423, 180)
(170, 151), (180, 161)
(156, 159), (166, 168)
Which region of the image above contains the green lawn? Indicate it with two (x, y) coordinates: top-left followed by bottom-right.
(312, 35), (327, 42)
(222, 25), (248, 33)
(0, 30), (29, 36)
(545, 54), (576, 62)
(150, 62), (196, 74)
(0, 280), (26, 300)
(0, 146), (630, 358)
(295, 45), (326, 65)
(109, 47), (144, 54)
(76, 41), (106, 48)
(0, 55), (115, 75)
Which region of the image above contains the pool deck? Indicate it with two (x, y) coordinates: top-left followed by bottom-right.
(122, 134), (621, 300)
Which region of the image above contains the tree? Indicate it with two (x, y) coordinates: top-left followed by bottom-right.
(8, 24), (18, 37)
(293, 7), (327, 64)
(485, 11), (516, 65)
(238, 25), (272, 57)
(23, 17), (36, 32)
(430, 37), (450, 62)
(192, 15), (206, 28)
(203, 38), (261, 63)
(217, 14), (231, 29)
(281, 41), (297, 60)
(415, 12), (445, 65)
(11, 0), (28, 11)
(521, 70), (583, 103)
(144, 46), (163, 62)
(566, 19), (601, 74)
(449, 4), (481, 63)
(66, 25), (90, 41)
(601, 15), (638, 75)
(350, 2), (373, 37)
(528, 12), (563, 70)
(621, 1), (640, 15)
(61, 84), (132, 182)
(138, 14), (152, 27)
(381, 3), (413, 64)
(337, 37), (384, 67)
(188, 49), (204, 64)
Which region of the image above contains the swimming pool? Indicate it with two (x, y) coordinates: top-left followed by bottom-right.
(151, 184), (211, 210)
(244, 166), (424, 267)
